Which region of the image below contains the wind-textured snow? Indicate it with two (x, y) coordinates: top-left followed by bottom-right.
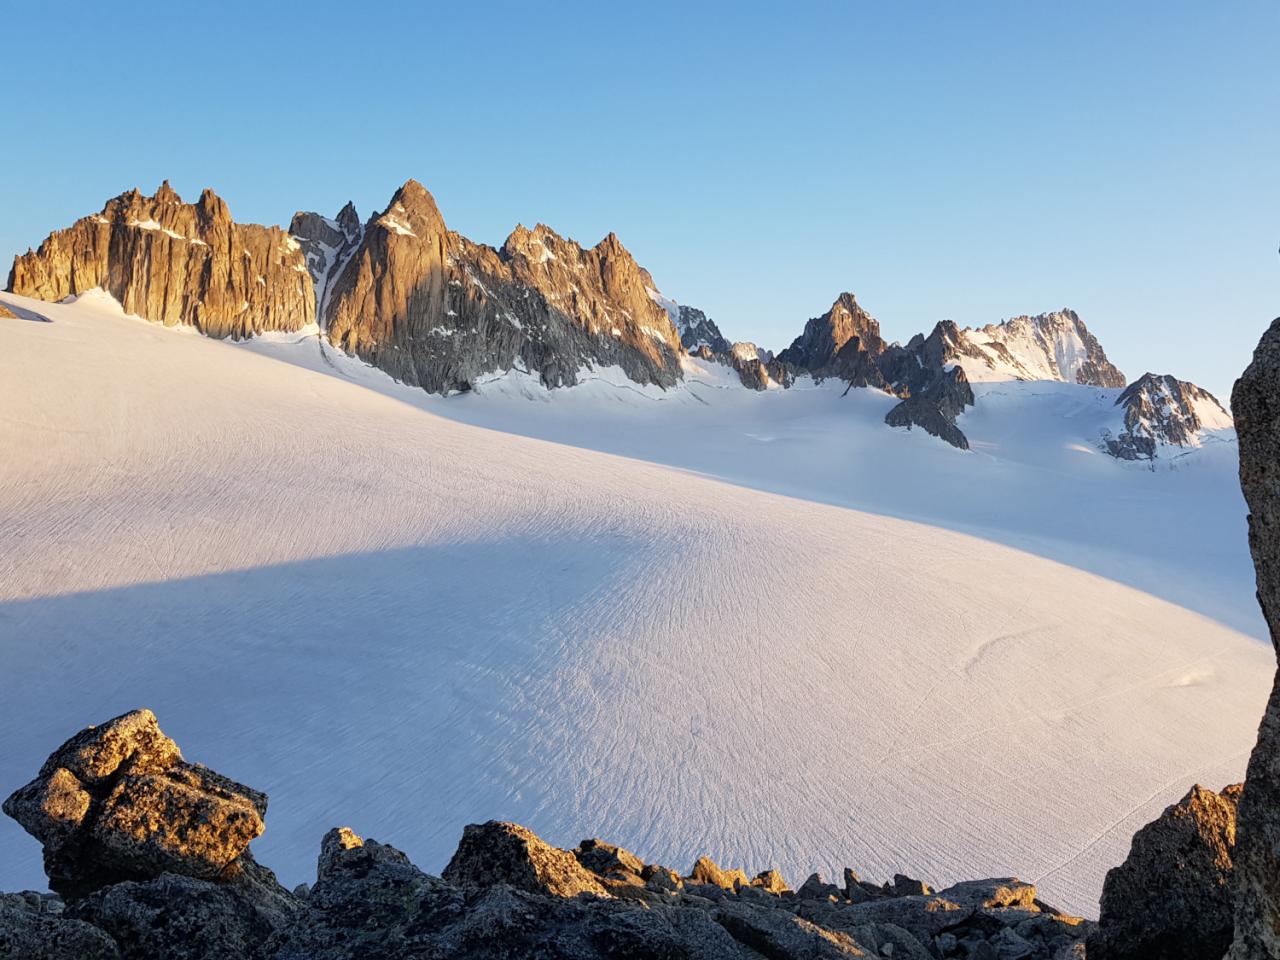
(0, 291), (1270, 918)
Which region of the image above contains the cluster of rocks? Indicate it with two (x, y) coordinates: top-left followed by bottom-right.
(7, 182), (315, 340)
(2, 709), (1096, 959)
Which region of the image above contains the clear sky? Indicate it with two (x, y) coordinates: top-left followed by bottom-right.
(1, 1), (1275, 401)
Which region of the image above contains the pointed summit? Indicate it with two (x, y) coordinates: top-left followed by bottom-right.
(336, 201), (360, 238)
(778, 292), (882, 372)
(154, 180), (181, 204)
(375, 179), (444, 237)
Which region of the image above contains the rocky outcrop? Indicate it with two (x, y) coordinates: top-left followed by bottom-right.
(0, 892), (119, 959)
(1228, 317), (1280, 960)
(4, 709), (1094, 959)
(2, 709), (265, 900)
(1102, 372), (1234, 461)
(675, 304), (732, 355)
(1089, 782), (1241, 959)
(442, 820), (610, 898)
(318, 180), (683, 394)
(7, 182), (315, 339)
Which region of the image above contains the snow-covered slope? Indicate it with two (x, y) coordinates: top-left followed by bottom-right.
(0, 291), (1269, 918)
(953, 309), (1127, 387)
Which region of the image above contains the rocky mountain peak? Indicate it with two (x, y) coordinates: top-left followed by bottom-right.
(322, 179), (682, 394)
(777, 292), (882, 372)
(374, 179), (445, 238)
(958, 309), (1126, 387)
(196, 187), (232, 226)
(153, 179), (181, 205)
(335, 200), (361, 237)
(1101, 372), (1232, 461)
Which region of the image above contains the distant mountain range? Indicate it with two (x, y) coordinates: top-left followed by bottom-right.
(6, 180), (1230, 458)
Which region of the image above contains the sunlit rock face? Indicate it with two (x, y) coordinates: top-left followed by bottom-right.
(7, 182), (315, 339)
(1228, 316), (1280, 960)
(315, 179), (683, 395)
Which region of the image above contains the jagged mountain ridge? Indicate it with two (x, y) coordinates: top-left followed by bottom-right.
(309, 180), (683, 394)
(3, 178), (1229, 458)
(7, 181), (314, 339)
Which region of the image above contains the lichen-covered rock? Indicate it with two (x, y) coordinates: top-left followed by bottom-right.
(935, 878), (1038, 911)
(7, 182), (314, 339)
(796, 872), (843, 901)
(1228, 316), (1280, 960)
(68, 857), (299, 960)
(712, 899), (869, 957)
(574, 838), (645, 879)
(1089, 782), (1240, 959)
(2, 709), (265, 898)
(0, 893), (119, 959)
(752, 869), (790, 895)
(689, 855), (750, 891)
(443, 820), (611, 898)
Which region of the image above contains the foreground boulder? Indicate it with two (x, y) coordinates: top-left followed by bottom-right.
(1089, 783), (1240, 959)
(443, 820), (610, 898)
(3, 709), (265, 899)
(3, 710), (1095, 958)
(1228, 316), (1280, 960)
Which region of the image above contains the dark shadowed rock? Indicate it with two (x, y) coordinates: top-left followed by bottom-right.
(1228, 316), (1280, 960)
(0, 892), (119, 959)
(7, 182), (314, 339)
(892, 874), (934, 898)
(712, 899), (869, 957)
(68, 856), (299, 960)
(796, 872), (843, 901)
(3, 709), (265, 899)
(1090, 783), (1239, 959)
(675, 304), (732, 355)
(443, 820), (610, 898)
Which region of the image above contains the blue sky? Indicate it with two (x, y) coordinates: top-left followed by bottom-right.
(1, 1), (1275, 400)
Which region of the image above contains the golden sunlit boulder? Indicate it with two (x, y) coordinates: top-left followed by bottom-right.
(3, 709), (265, 899)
